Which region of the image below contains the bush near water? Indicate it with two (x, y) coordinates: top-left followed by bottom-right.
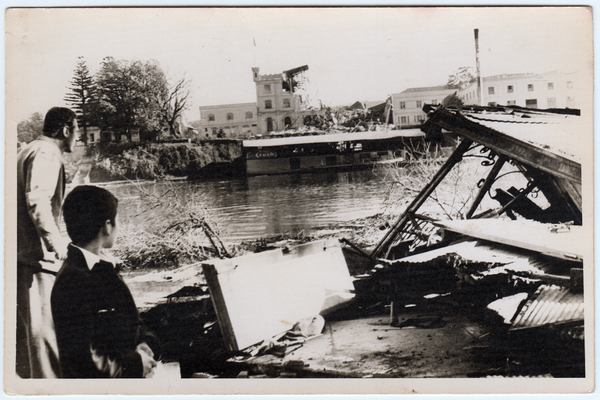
(93, 141), (242, 181)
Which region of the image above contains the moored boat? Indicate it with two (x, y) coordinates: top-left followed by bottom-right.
(242, 128), (425, 175)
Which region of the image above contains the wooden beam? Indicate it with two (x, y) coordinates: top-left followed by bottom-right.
(430, 109), (581, 184)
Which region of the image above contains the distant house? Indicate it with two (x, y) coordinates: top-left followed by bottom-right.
(85, 126), (140, 144)
(391, 85), (459, 128)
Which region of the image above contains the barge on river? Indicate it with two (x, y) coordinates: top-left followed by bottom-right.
(242, 128), (425, 175)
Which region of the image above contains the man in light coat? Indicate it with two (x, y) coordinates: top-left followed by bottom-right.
(16, 107), (79, 378)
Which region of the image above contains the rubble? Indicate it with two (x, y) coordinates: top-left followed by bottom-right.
(126, 103), (587, 379)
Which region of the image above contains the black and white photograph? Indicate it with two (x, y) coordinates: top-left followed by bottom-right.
(4, 5), (594, 395)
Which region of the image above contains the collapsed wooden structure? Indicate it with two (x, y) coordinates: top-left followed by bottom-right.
(128, 104), (590, 379)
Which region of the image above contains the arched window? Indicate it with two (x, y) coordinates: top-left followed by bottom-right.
(284, 116), (292, 128)
(265, 100), (272, 109)
(266, 117), (273, 132)
(227, 113), (234, 120)
(245, 111), (253, 119)
(208, 114), (215, 121)
(283, 99), (291, 108)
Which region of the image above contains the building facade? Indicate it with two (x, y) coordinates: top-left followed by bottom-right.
(197, 67), (319, 138)
(392, 71), (579, 129)
(460, 71), (579, 109)
(252, 67), (308, 134)
(391, 85), (460, 129)
(198, 102), (259, 138)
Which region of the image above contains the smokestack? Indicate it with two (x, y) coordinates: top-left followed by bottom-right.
(474, 29), (482, 105)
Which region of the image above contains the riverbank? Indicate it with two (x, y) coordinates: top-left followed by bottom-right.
(87, 140), (243, 182)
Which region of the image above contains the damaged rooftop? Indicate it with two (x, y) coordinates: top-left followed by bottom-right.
(124, 102), (590, 381)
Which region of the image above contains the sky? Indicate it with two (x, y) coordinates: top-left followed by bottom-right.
(5, 6), (593, 125)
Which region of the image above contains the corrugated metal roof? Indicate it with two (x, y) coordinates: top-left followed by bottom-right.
(423, 108), (582, 184)
(510, 285), (583, 330)
(462, 112), (584, 163)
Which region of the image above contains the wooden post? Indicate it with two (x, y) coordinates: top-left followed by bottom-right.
(372, 138), (473, 259)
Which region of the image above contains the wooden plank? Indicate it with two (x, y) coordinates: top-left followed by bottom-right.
(434, 219), (585, 262)
(202, 239), (355, 351)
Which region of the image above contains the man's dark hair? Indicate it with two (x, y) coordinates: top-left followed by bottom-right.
(63, 185), (119, 246)
(43, 107), (77, 138)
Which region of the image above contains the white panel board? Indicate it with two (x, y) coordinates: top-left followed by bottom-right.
(203, 239), (355, 350)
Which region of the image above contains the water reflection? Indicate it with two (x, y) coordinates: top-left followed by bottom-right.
(110, 169), (392, 242)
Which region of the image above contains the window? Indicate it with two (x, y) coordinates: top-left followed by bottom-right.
(208, 114), (215, 121)
(431, 100), (437, 105)
(264, 84), (271, 93)
(547, 98), (556, 108)
(265, 100), (272, 109)
(399, 102), (406, 109)
(401, 116), (408, 124)
(507, 100), (516, 106)
(488, 87), (495, 95)
(245, 111), (253, 119)
(416, 100), (422, 108)
(90, 133), (95, 142)
(283, 99), (291, 108)
(488, 102), (497, 106)
(212, 128), (217, 135)
(528, 84), (534, 92)
(525, 99), (538, 108)
(548, 82), (554, 90)
(507, 85), (513, 93)
(226, 113), (234, 120)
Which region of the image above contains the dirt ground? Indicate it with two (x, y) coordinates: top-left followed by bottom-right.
(225, 302), (584, 379)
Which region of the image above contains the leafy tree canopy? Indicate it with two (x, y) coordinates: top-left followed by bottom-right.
(17, 112), (44, 145)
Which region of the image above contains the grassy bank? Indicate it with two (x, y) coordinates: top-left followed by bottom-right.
(92, 141), (243, 181)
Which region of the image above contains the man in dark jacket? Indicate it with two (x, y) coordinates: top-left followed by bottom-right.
(51, 185), (160, 378)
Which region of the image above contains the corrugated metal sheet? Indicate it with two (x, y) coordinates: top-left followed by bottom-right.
(510, 285), (583, 330)
(462, 112), (583, 164)
(423, 108), (582, 184)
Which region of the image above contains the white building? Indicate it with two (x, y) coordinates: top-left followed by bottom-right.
(391, 85), (460, 129)
(197, 66), (319, 138)
(461, 71), (579, 109)
(198, 103), (259, 138)
(391, 71), (580, 129)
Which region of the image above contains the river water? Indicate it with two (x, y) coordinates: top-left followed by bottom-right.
(106, 169), (396, 242)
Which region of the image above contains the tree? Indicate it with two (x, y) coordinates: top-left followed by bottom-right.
(64, 57), (97, 144)
(447, 66), (477, 89)
(95, 57), (168, 142)
(155, 76), (191, 138)
(17, 112), (44, 145)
